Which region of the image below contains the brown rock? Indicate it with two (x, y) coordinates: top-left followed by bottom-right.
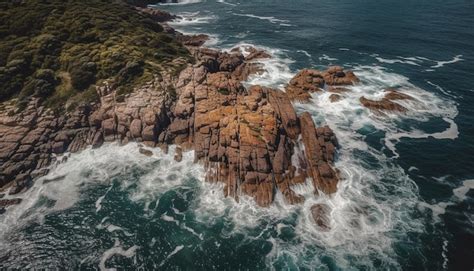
(360, 96), (407, 112)
(322, 66), (359, 86)
(384, 89), (414, 100)
(143, 110), (157, 126)
(92, 132), (104, 149)
(136, 7), (176, 22)
(310, 203), (331, 231)
(0, 198), (22, 208)
(328, 86), (351, 93)
(177, 34), (209, 47)
(51, 141), (66, 154)
(102, 118), (116, 135)
(142, 125), (157, 142)
(139, 147), (153, 157)
(329, 94), (342, 102)
(174, 146), (183, 162)
(130, 119), (143, 138)
(218, 53), (244, 72)
(0, 142), (18, 159)
(286, 69), (325, 102)
(268, 89), (300, 139)
(245, 47), (271, 61)
(299, 112), (338, 194)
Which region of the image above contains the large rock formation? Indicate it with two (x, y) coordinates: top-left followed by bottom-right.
(0, 45), (342, 209)
(0, 8), (343, 215)
(285, 66), (359, 102)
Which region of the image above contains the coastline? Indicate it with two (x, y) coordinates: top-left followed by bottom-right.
(0, 4), (363, 220)
(1, 1), (472, 270)
(0, 3), (423, 219)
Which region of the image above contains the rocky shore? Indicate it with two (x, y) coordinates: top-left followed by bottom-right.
(0, 5), (414, 226)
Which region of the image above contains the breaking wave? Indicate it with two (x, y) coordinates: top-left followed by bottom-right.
(157, 0), (203, 6)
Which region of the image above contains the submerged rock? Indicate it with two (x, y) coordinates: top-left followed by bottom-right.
(139, 148), (153, 157)
(0, 198), (22, 208)
(329, 94), (342, 103)
(359, 96), (407, 112)
(310, 203), (331, 231)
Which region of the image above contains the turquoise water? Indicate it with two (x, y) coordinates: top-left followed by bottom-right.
(1, 0), (473, 270)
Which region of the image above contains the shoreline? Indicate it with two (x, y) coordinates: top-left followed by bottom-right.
(0, 4), (407, 228)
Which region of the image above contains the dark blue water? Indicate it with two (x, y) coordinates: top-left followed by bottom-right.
(0, 0), (473, 270)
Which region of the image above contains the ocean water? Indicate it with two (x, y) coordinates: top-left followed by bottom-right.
(1, 0), (473, 270)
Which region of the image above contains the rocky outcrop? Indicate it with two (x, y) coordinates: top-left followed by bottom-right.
(135, 7), (176, 22)
(176, 34), (210, 47)
(0, 4), (344, 217)
(299, 113), (339, 195)
(0, 44), (343, 211)
(286, 66), (359, 102)
(360, 89), (414, 113)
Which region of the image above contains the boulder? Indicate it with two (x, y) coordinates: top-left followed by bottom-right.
(310, 203), (331, 231)
(139, 147), (153, 157)
(322, 66), (359, 86)
(329, 94), (342, 102)
(384, 89), (414, 100)
(130, 119), (143, 138)
(174, 146), (183, 162)
(177, 34), (209, 47)
(360, 96), (407, 112)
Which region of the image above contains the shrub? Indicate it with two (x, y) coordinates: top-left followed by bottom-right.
(70, 65), (96, 90)
(0, 0), (191, 108)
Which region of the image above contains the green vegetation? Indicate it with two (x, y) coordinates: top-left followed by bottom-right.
(217, 88), (230, 95)
(0, 0), (190, 109)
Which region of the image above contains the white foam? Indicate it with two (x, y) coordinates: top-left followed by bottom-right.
(319, 54), (338, 62)
(224, 42), (295, 89)
(99, 240), (139, 271)
(157, 0), (203, 6)
(297, 50), (312, 58)
(442, 239), (449, 270)
(168, 11), (217, 26)
(332, 65), (459, 157)
(453, 179), (474, 201)
(232, 13), (290, 24)
(280, 63), (460, 268)
(216, 0), (237, 6)
(161, 213), (179, 223)
(0, 143), (204, 243)
(427, 80), (459, 99)
(385, 117), (459, 158)
(375, 56), (420, 66)
(431, 55), (463, 68)
(96, 185), (113, 213)
(159, 245), (184, 267)
(418, 201), (452, 222)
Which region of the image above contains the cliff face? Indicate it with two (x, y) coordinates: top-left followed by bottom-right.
(0, 4), (363, 219)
